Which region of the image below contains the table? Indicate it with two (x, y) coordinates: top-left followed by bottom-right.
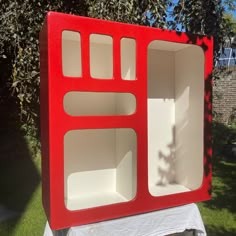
(44, 203), (206, 236)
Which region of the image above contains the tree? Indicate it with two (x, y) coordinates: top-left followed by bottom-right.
(171, 0), (236, 58)
(223, 13), (236, 38)
(0, 0), (88, 137)
(224, 0), (236, 11)
(86, 0), (170, 28)
(172, 0), (226, 59)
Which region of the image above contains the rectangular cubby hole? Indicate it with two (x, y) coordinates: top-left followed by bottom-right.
(64, 128), (137, 210)
(148, 41), (204, 196)
(63, 92), (136, 116)
(121, 38), (136, 80)
(62, 30), (82, 77)
(90, 34), (113, 79)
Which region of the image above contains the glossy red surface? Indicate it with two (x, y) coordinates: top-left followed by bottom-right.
(40, 12), (213, 230)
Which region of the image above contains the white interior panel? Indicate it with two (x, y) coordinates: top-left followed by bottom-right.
(121, 38), (136, 80)
(116, 129), (137, 200)
(90, 34), (113, 79)
(148, 41), (204, 196)
(63, 92), (136, 116)
(148, 48), (176, 188)
(175, 46), (204, 189)
(64, 129), (137, 210)
(62, 31), (82, 77)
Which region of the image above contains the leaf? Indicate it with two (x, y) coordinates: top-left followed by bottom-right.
(31, 71), (38, 77)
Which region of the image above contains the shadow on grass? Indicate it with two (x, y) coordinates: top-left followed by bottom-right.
(0, 100), (41, 234)
(207, 160), (236, 212)
(200, 158), (236, 236)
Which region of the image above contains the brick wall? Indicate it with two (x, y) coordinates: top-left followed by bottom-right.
(213, 70), (236, 123)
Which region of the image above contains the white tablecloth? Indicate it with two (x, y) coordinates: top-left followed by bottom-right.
(44, 203), (206, 236)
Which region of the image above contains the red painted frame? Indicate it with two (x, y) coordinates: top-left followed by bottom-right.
(40, 12), (213, 230)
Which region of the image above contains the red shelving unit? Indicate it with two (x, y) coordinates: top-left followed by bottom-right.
(40, 12), (213, 230)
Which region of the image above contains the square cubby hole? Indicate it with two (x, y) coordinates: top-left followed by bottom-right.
(64, 128), (137, 210)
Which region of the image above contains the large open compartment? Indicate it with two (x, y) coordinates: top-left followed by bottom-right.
(148, 41), (205, 196)
(64, 128), (137, 210)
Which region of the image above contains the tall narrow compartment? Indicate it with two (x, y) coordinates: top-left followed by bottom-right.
(148, 41), (205, 196)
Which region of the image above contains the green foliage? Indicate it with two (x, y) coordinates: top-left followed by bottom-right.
(86, 0), (141, 23)
(198, 160), (236, 235)
(86, 0), (170, 28)
(212, 121), (236, 163)
(224, 0), (236, 11)
(0, 0), (88, 138)
(172, 0), (227, 59)
(223, 13), (236, 38)
(213, 121), (235, 145)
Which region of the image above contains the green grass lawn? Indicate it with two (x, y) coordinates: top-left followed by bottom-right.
(198, 160), (236, 236)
